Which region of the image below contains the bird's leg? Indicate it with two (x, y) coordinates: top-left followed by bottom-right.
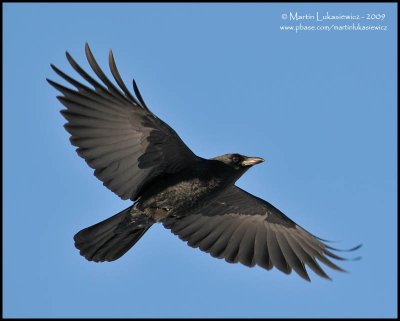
(113, 208), (153, 233)
(143, 207), (170, 222)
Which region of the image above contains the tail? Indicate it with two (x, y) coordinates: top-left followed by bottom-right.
(74, 206), (152, 262)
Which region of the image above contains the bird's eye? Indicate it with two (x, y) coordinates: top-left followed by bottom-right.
(232, 156), (240, 164)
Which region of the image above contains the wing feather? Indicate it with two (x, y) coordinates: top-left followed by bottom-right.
(48, 44), (199, 200)
(163, 185), (360, 280)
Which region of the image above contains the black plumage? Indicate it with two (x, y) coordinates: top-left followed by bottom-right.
(48, 44), (360, 281)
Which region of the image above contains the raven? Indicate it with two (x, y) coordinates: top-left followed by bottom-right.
(48, 44), (360, 281)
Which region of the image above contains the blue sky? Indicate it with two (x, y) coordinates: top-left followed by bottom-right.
(3, 3), (397, 318)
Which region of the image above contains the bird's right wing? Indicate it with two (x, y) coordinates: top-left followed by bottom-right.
(48, 44), (199, 201)
(163, 185), (360, 281)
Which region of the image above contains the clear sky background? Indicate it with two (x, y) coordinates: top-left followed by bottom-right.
(3, 3), (397, 318)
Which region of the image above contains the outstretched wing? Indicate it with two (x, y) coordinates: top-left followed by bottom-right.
(48, 43), (199, 200)
(163, 186), (360, 281)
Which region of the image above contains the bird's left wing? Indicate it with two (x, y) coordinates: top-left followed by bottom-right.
(163, 185), (360, 281)
(48, 44), (199, 201)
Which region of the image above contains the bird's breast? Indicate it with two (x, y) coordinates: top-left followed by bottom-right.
(138, 174), (224, 215)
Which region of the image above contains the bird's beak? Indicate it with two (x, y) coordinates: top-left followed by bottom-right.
(241, 157), (265, 167)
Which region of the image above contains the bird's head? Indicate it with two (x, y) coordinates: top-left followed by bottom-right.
(212, 154), (264, 172)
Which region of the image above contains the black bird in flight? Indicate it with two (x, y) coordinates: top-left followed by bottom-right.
(48, 44), (360, 281)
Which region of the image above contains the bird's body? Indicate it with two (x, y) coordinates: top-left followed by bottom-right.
(115, 157), (259, 236)
(48, 44), (360, 281)
(116, 162), (225, 232)
(139, 161), (221, 215)
(138, 158), (243, 216)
